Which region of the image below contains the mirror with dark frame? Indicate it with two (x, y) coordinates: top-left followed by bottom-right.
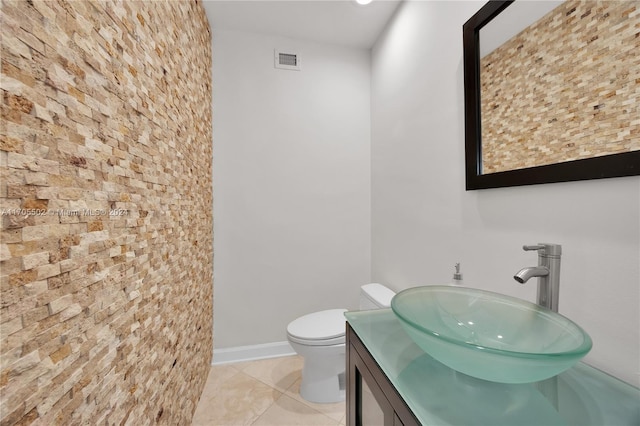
(463, 0), (640, 190)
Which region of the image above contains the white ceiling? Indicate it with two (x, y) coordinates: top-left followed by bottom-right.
(202, 0), (402, 49)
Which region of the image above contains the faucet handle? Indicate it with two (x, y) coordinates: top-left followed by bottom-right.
(523, 243), (562, 257)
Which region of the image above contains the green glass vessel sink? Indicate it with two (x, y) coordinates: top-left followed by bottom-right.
(391, 286), (592, 384)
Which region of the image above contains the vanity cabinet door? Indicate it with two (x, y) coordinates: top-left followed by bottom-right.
(354, 350), (395, 425)
(360, 371), (387, 424)
(393, 413), (405, 426)
(346, 325), (419, 426)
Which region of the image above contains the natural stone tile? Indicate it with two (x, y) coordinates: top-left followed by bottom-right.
(48, 295), (73, 315)
(6, 152), (59, 175)
(1, 1), (212, 424)
(0, 244), (11, 262)
(22, 305), (50, 326)
(36, 262), (61, 280)
(9, 269), (38, 287)
(22, 224), (70, 242)
(59, 304), (82, 322)
(0, 316), (23, 337)
(22, 251), (50, 270)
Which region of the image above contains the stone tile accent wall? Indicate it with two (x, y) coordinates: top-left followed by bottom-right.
(481, 1), (640, 174)
(0, 1), (213, 424)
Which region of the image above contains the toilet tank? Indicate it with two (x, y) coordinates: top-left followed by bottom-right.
(359, 283), (396, 310)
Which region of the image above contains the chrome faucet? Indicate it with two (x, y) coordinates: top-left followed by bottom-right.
(514, 244), (562, 312)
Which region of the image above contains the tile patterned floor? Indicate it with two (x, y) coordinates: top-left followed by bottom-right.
(192, 356), (346, 426)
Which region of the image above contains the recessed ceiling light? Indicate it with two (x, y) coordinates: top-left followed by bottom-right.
(356, 0), (372, 5)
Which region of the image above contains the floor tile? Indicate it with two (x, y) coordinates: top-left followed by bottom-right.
(192, 371), (280, 426)
(252, 394), (340, 426)
(236, 355), (303, 392)
(199, 364), (242, 400)
(192, 356), (346, 426)
(284, 378), (346, 422)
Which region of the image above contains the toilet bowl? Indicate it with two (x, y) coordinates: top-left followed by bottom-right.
(286, 283), (396, 404)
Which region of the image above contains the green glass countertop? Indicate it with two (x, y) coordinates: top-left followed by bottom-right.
(345, 309), (640, 426)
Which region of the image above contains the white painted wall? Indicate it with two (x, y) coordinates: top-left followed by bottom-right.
(212, 29), (371, 350)
(371, 1), (640, 387)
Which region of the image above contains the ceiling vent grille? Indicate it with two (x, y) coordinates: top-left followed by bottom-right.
(275, 49), (301, 71)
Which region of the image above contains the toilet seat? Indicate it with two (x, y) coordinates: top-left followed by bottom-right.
(287, 334), (344, 346)
(287, 309), (347, 346)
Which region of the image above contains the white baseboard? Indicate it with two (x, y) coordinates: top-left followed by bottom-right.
(212, 341), (296, 365)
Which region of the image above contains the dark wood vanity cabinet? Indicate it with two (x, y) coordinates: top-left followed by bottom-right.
(346, 324), (420, 426)
(345, 310), (640, 426)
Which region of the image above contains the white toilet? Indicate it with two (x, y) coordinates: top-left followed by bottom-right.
(286, 283), (396, 403)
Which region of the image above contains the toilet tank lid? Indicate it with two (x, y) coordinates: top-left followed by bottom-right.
(361, 283), (396, 308)
(287, 309), (347, 341)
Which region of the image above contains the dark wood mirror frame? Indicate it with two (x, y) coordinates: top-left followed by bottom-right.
(463, 0), (640, 190)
